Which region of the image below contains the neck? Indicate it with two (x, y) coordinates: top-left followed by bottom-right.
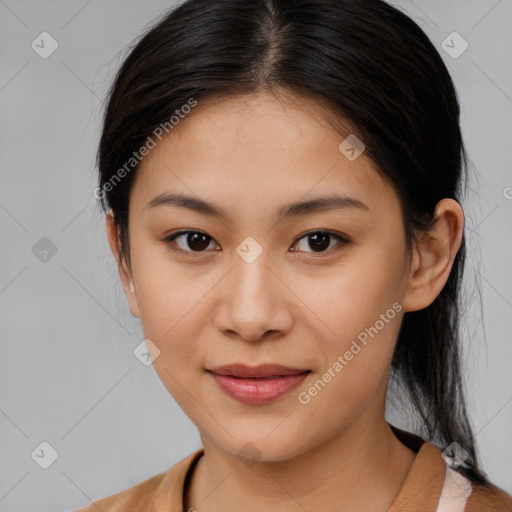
(184, 413), (416, 512)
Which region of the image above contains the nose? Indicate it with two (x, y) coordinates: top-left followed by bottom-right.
(213, 253), (294, 342)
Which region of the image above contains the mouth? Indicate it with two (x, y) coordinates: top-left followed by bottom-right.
(206, 364), (311, 405)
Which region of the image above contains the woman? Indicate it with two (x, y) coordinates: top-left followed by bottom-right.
(79, 0), (512, 510)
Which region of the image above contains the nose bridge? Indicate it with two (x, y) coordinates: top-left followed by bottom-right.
(230, 244), (275, 310)
(217, 241), (289, 340)
(231, 231), (275, 290)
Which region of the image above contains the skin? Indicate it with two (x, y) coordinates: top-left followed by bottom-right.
(106, 89), (464, 512)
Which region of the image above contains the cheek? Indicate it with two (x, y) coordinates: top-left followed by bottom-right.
(131, 241), (215, 337)
(129, 248), (213, 393)
(299, 249), (405, 413)
(296, 304), (402, 438)
(306, 249), (405, 350)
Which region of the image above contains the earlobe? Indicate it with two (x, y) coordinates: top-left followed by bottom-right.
(402, 198), (464, 313)
(105, 211), (141, 318)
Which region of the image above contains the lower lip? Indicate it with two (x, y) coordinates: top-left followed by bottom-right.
(208, 371), (310, 405)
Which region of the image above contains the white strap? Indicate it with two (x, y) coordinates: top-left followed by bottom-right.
(435, 464), (473, 511)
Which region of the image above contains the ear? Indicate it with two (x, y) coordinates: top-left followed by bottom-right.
(105, 210), (140, 318)
(402, 198), (464, 313)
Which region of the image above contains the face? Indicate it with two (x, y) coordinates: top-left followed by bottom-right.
(113, 90), (415, 461)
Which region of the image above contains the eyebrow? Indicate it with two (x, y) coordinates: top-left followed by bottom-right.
(145, 192), (370, 220)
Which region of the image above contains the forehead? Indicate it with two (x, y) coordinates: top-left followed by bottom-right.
(131, 90), (400, 218)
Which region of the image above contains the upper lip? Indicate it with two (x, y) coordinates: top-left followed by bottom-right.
(208, 364), (310, 378)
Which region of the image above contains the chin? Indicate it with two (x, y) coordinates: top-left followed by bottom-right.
(213, 426), (315, 464)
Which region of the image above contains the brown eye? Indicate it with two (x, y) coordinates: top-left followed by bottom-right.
(291, 231), (349, 254)
(165, 230), (218, 254)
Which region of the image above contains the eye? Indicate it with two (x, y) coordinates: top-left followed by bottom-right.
(164, 229), (350, 257)
(291, 230), (350, 255)
(164, 230), (219, 255)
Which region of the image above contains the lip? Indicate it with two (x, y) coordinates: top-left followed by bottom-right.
(207, 364), (311, 405)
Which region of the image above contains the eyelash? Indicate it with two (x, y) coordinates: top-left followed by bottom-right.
(163, 229), (350, 258)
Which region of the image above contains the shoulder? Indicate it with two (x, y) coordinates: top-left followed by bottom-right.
(437, 464), (512, 512)
(388, 424), (512, 512)
(73, 449), (204, 512)
(464, 480), (512, 511)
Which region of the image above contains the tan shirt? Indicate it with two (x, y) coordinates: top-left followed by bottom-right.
(76, 428), (512, 511)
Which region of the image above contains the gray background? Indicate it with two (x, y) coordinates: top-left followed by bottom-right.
(0, 0), (511, 510)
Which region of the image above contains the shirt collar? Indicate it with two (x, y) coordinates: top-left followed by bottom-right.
(388, 425), (447, 511)
(152, 425), (448, 512)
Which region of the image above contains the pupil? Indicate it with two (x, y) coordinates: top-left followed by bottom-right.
(309, 233), (330, 252)
(189, 233), (209, 251)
